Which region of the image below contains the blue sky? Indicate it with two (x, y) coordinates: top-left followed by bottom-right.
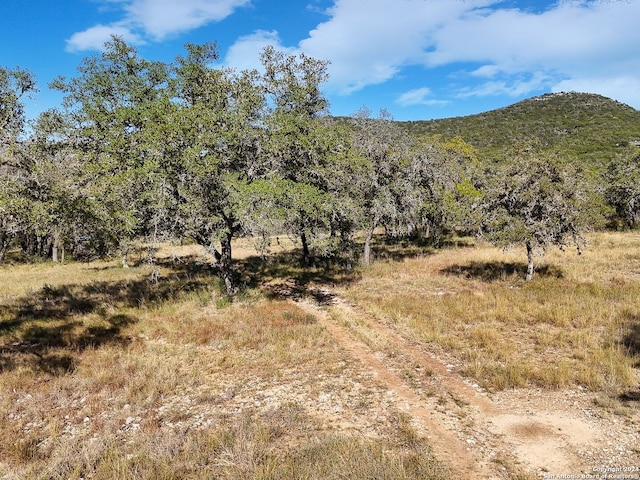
(2, 0), (639, 121)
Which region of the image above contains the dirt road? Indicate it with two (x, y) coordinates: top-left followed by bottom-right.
(293, 286), (640, 479)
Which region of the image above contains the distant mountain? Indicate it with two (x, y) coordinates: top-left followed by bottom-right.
(399, 92), (640, 166)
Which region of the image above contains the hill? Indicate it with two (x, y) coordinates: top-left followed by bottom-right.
(399, 92), (640, 166)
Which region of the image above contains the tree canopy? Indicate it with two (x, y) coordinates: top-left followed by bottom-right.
(606, 149), (640, 229)
(0, 37), (631, 291)
(477, 147), (604, 280)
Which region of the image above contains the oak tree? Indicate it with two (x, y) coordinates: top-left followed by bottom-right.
(0, 66), (37, 262)
(172, 42), (267, 294)
(478, 148), (601, 280)
(606, 149), (640, 228)
(50, 36), (172, 264)
(348, 108), (412, 265)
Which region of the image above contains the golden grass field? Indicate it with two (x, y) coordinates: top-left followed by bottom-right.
(0, 231), (638, 479)
(338, 232), (640, 393)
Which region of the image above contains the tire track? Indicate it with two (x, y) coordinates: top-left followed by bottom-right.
(291, 286), (611, 479)
(293, 296), (499, 480)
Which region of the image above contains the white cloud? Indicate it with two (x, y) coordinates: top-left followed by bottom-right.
(298, 0), (494, 94)
(397, 87), (448, 107)
(427, 0), (640, 105)
(287, 0), (640, 108)
(471, 65), (500, 78)
(553, 75), (640, 110)
(67, 0), (250, 51)
(423, 0), (640, 73)
(65, 0), (640, 111)
(457, 71), (552, 99)
(66, 24), (144, 52)
(223, 30), (294, 72)
(122, 0), (251, 40)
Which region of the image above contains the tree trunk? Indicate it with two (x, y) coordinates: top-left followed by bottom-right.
(363, 226), (374, 266)
(0, 240), (7, 264)
(631, 207), (640, 228)
(41, 235), (53, 259)
(423, 222), (431, 241)
(197, 222), (239, 297)
(218, 231), (238, 296)
(20, 233), (35, 258)
(120, 241), (131, 268)
(525, 240), (535, 281)
(52, 230), (61, 263)
(0, 231), (11, 264)
(300, 231), (310, 265)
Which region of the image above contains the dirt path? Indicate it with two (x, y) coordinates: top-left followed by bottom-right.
(295, 298), (492, 479)
(292, 286), (640, 479)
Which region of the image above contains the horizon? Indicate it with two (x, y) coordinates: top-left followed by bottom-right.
(2, 0), (639, 123)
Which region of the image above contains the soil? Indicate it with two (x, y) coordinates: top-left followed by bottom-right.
(288, 285), (640, 479)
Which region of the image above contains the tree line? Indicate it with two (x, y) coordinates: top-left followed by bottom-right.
(1, 37), (639, 293)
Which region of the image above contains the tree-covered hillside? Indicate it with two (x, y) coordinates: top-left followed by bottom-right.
(400, 92), (640, 166)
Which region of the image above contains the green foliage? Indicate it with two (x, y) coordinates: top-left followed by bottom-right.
(349, 109), (410, 228)
(259, 49), (352, 263)
(384, 93), (640, 235)
(410, 135), (481, 241)
(0, 179), (28, 261)
(5, 39), (636, 293)
(476, 147), (606, 278)
(50, 36), (174, 258)
(0, 66), (38, 261)
(0, 66), (37, 144)
(261, 45), (330, 116)
(606, 150), (640, 228)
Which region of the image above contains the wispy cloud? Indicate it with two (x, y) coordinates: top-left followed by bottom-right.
(66, 0), (250, 52)
(121, 0), (251, 39)
(553, 75), (640, 109)
(457, 72), (552, 99)
(397, 87), (448, 107)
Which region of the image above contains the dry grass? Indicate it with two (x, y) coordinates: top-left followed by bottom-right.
(2, 231), (639, 478)
(0, 248), (448, 479)
(338, 231), (640, 393)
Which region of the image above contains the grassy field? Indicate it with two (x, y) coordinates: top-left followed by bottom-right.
(0, 242), (448, 480)
(0, 231), (638, 478)
(339, 231), (640, 393)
